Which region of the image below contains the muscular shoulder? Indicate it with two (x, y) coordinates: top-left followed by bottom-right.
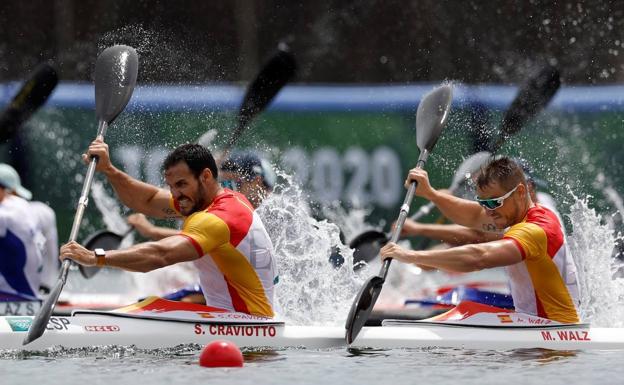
(184, 211), (229, 235)
(504, 220), (551, 261)
(181, 211), (230, 253)
(504, 222), (546, 243)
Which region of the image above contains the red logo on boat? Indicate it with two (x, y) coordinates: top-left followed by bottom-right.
(84, 325), (120, 332)
(497, 314), (513, 323)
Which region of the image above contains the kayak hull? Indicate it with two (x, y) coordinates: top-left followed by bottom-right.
(4, 298), (621, 351)
(2, 314), (624, 351)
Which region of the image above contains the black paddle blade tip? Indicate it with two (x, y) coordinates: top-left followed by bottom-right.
(345, 275), (384, 344)
(22, 276), (65, 345)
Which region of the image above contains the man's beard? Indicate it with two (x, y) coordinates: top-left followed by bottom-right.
(180, 183), (207, 215)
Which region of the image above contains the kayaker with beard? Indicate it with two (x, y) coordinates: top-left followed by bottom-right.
(124, 150), (277, 304)
(380, 156), (580, 323)
(126, 150), (276, 240)
(60, 140), (278, 317)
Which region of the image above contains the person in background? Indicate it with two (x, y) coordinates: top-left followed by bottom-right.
(381, 157), (580, 323)
(0, 165), (44, 299)
(220, 151), (276, 209)
(0, 163), (58, 294)
(61, 141), (278, 317)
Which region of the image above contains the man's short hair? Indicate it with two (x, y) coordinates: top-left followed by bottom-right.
(512, 157), (548, 190)
(162, 143), (218, 179)
(476, 156), (526, 191)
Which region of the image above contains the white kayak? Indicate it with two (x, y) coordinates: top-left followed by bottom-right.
(2, 297), (624, 351)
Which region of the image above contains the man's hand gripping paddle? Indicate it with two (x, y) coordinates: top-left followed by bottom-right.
(23, 45), (139, 345)
(344, 84), (453, 344)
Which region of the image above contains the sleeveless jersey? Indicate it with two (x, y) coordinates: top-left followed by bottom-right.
(503, 204), (579, 323)
(172, 189), (277, 317)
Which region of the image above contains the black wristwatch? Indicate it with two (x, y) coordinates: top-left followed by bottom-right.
(94, 248), (106, 267)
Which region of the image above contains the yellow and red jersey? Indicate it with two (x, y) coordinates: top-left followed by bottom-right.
(503, 204), (579, 323)
(171, 189), (277, 317)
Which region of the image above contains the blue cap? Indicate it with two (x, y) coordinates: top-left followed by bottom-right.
(221, 152), (276, 190)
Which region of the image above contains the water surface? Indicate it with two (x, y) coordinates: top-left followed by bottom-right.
(2, 346), (623, 385)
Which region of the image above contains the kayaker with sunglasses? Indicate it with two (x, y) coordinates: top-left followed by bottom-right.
(398, 157), (561, 246)
(380, 156), (580, 323)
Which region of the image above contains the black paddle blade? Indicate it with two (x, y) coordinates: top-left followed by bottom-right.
(238, 48), (297, 127)
(345, 275), (384, 344)
(95, 45), (139, 125)
(349, 230), (389, 266)
(416, 84), (453, 152)
(226, 47), (297, 149)
(497, 65), (560, 147)
(22, 273), (64, 345)
(78, 230), (123, 279)
(0, 62), (58, 143)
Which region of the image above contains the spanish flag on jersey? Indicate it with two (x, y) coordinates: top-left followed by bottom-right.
(172, 189), (277, 317)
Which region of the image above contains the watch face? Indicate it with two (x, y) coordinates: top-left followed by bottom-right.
(95, 248), (105, 256)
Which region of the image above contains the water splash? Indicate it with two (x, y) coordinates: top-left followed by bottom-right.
(258, 169), (368, 326)
(91, 181), (132, 235)
(567, 195), (624, 326)
(81, 164), (367, 326)
(321, 202), (375, 246)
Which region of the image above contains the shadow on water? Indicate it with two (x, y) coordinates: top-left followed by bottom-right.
(242, 347), (288, 363)
(345, 346), (577, 365)
(503, 348), (578, 364)
(346, 347), (391, 357)
(438, 347), (579, 367)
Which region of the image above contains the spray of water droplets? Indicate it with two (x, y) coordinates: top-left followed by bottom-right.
(257, 168), (369, 326)
(567, 194), (624, 326)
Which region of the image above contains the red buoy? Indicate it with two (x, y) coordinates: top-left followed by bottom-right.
(199, 340), (244, 367)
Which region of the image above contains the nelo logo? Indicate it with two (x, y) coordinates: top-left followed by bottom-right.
(84, 325), (121, 332)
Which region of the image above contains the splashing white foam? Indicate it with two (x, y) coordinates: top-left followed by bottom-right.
(567, 195), (624, 326)
(91, 181), (132, 234)
(84, 168), (367, 326)
(258, 170), (368, 326)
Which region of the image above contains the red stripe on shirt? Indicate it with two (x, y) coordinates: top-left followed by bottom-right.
(503, 236), (526, 260)
(526, 205), (564, 258)
(207, 189), (254, 247)
(225, 278), (250, 313)
(535, 290), (547, 318)
(180, 234), (204, 257)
